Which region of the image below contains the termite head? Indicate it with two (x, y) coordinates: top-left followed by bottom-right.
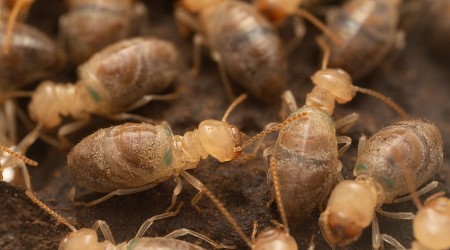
(255, 0), (301, 24)
(310, 69), (356, 104)
(413, 195), (450, 250)
(253, 227), (298, 250)
(319, 180), (379, 247)
(59, 228), (115, 250)
(197, 119), (242, 162)
(180, 0), (224, 13)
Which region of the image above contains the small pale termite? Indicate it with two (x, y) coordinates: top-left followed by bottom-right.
(26, 37), (180, 139)
(319, 119), (444, 249)
(20, 175), (233, 250)
(321, 0), (403, 79)
(67, 94), (308, 208)
(175, 0), (287, 102)
(264, 36), (409, 224)
(60, 0), (149, 64)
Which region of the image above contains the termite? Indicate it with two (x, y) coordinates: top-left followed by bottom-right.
(25, 37), (180, 140)
(175, 0), (287, 102)
(321, 0), (403, 79)
(59, 0), (149, 64)
(263, 36), (409, 224)
(319, 119), (443, 249)
(67, 94), (308, 208)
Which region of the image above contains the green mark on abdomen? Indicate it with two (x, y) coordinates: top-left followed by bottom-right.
(86, 85), (102, 103)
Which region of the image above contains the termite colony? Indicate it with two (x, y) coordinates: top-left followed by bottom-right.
(1, 0), (449, 249)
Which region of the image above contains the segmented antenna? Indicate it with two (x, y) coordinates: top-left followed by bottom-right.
(0, 144), (37, 166)
(269, 157), (289, 233)
(25, 190), (77, 232)
(295, 9), (343, 47)
(353, 86), (409, 120)
(236, 111), (308, 152)
(201, 186), (252, 247)
(222, 93), (248, 122)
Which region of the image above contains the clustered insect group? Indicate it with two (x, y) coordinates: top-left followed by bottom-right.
(1, 0), (449, 249)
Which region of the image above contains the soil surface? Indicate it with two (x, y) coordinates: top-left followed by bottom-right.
(1, 0), (449, 249)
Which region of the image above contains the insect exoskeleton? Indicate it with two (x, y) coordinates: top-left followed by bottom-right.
(319, 120), (444, 248)
(176, 0), (287, 102)
(28, 37), (180, 130)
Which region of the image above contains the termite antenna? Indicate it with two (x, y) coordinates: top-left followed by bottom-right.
(201, 185), (252, 247)
(269, 157), (289, 233)
(294, 9), (343, 47)
(24, 190), (78, 232)
(0, 144), (37, 166)
(3, 0), (33, 54)
(236, 111), (308, 151)
(316, 36), (330, 70)
(353, 86), (409, 120)
(222, 93), (248, 122)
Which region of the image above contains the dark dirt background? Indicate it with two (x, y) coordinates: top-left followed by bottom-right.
(1, 0), (449, 249)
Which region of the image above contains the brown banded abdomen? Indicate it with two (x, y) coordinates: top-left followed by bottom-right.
(324, 0), (398, 79)
(354, 120), (443, 202)
(78, 37), (180, 112)
(0, 23), (65, 90)
(67, 123), (175, 192)
(271, 107), (338, 222)
(203, 1), (286, 102)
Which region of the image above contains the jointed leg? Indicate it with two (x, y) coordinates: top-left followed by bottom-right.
(124, 92), (180, 111)
(165, 228), (234, 249)
(381, 234), (406, 250)
(166, 175), (183, 212)
(135, 202), (183, 238)
(180, 170), (205, 211)
(334, 112), (359, 133)
(392, 181), (439, 204)
(376, 209), (415, 220)
(211, 51), (235, 101)
(280, 90), (299, 120)
(337, 136), (351, 157)
(372, 213), (381, 250)
(83, 182), (158, 207)
(92, 220), (116, 245)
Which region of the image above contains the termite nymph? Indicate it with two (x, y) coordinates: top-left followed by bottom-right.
(322, 0), (403, 79)
(67, 94), (309, 207)
(175, 0), (287, 102)
(264, 36), (409, 224)
(26, 37), (180, 140)
(60, 0), (149, 64)
(319, 120), (443, 249)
